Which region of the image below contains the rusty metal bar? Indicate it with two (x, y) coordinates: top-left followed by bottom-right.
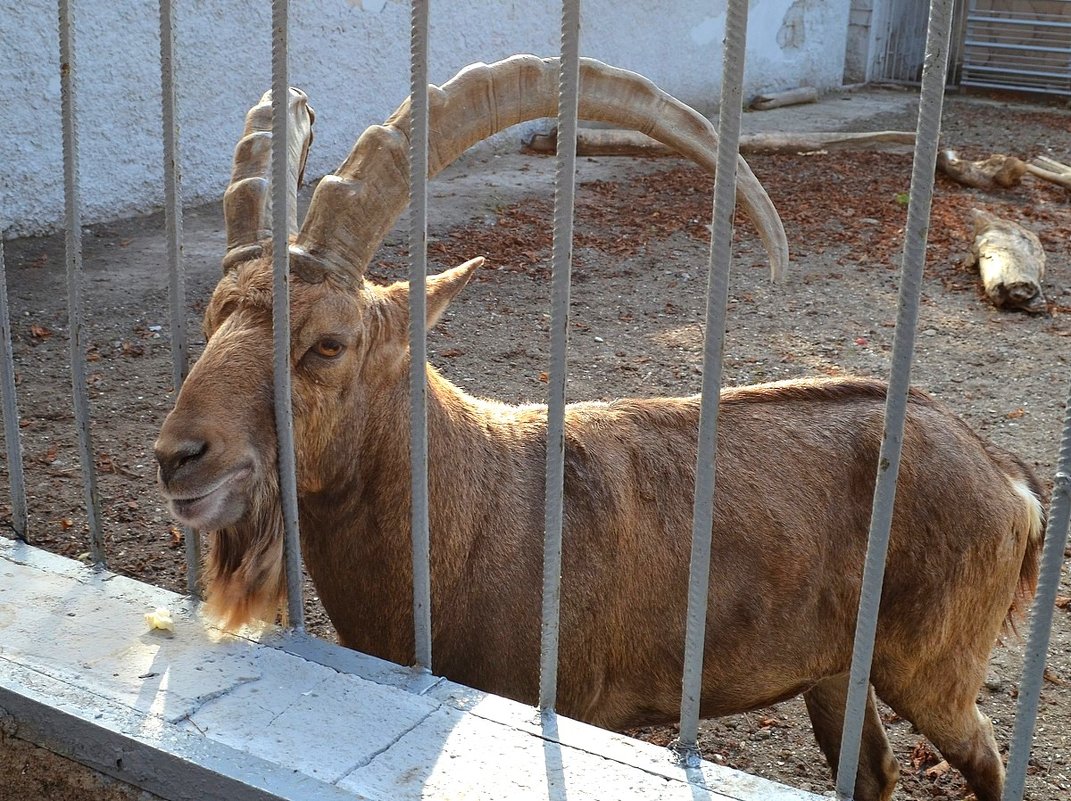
(59, 0), (104, 565)
(0, 242), (28, 541)
(270, 0), (304, 629)
(408, 0), (432, 673)
(157, 0), (199, 596)
(835, 0), (955, 797)
(673, 0), (749, 763)
(1003, 373), (1071, 801)
(539, 0), (581, 714)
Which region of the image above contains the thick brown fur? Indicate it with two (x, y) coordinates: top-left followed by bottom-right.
(156, 257), (1044, 801)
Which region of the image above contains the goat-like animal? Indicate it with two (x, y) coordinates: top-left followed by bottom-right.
(154, 57), (1044, 801)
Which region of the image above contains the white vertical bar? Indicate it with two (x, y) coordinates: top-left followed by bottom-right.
(58, 0), (104, 566)
(538, 0), (581, 715)
(270, 0), (304, 630)
(158, 0), (199, 595)
(409, 0), (432, 673)
(835, 0), (955, 797)
(672, 0), (749, 762)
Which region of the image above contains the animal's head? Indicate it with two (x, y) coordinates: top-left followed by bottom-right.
(155, 250), (479, 628)
(153, 55), (788, 630)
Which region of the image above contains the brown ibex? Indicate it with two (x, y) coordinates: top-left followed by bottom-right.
(154, 56), (1044, 801)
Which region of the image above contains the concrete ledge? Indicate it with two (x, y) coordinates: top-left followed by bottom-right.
(0, 538), (821, 801)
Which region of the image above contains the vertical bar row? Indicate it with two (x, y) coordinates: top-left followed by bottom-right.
(157, 0), (198, 595)
(270, 0), (304, 629)
(58, 0), (104, 566)
(834, 0), (955, 797)
(408, 0), (433, 673)
(538, 0), (581, 714)
(0, 243), (28, 540)
(1003, 375), (1071, 801)
(673, 0), (749, 762)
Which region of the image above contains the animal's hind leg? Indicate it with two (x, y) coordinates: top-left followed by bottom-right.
(879, 684), (1004, 801)
(804, 674), (899, 801)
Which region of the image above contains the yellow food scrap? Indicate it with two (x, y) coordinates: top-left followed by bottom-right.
(144, 607), (174, 632)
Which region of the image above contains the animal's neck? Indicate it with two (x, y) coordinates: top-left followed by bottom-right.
(299, 363), (542, 667)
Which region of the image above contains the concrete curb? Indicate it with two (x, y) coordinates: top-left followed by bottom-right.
(1, 538), (821, 800)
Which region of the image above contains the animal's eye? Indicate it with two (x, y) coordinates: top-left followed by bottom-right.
(312, 338), (345, 359)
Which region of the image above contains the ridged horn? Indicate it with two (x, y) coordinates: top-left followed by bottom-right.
(222, 87), (315, 273)
(291, 54), (788, 283)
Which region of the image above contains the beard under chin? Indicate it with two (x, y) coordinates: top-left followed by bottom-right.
(201, 477), (287, 633)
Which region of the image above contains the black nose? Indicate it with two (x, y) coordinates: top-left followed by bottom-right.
(154, 438), (209, 486)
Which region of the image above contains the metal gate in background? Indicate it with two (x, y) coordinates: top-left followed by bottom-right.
(870, 0), (931, 83)
(960, 0), (1071, 96)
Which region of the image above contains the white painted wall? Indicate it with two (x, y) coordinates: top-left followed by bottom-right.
(0, 0), (851, 238)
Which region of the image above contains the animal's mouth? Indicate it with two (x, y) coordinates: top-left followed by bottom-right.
(165, 466), (252, 528)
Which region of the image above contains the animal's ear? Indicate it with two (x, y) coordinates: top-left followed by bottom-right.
(426, 257), (482, 329)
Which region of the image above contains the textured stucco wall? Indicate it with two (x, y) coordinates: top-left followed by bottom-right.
(0, 0), (850, 238)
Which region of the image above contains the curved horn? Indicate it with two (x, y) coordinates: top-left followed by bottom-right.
(222, 87), (315, 273)
(291, 55), (787, 283)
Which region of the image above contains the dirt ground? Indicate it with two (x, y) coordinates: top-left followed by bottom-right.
(2, 87), (1070, 800)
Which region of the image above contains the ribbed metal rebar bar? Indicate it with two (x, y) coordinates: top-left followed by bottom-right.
(538, 0), (582, 715)
(157, 0), (198, 595)
(270, 0), (304, 630)
(0, 242), (28, 541)
(59, 0), (104, 566)
(1003, 374), (1071, 801)
(408, 0), (432, 674)
(672, 0), (749, 763)
(835, 1), (955, 797)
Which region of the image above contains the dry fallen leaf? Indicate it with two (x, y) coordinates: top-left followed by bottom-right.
(30, 324), (52, 340)
(1006, 408), (1026, 419)
(1043, 667), (1066, 686)
(910, 740), (940, 772)
(924, 759), (951, 780)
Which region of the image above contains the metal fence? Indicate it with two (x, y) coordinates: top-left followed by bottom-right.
(960, 0), (1071, 96)
(870, 0), (931, 84)
(1, 1), (1070, 800)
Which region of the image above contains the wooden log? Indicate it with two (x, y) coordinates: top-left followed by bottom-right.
(748, 87), (819, 111)
(525, 129), (675, 157)
(967, 208), (1047, 313)
(937, 150), (1027, 190)
(736, 130), (915, 154)
(1033, 155), (1069, 172)
(525, 128), (915, 157)
(1026, 156), (1071, 190)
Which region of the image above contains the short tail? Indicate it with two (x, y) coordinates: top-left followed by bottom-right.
(1005, 470), (1046, 633)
